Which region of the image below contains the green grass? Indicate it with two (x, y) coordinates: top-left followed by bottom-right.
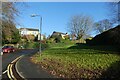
(31, 42), (120, 78)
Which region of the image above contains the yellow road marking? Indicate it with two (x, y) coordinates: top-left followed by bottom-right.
(7, 64), (12, 79)
(10, 64), (17, 80)
(7, 55), (24, 79)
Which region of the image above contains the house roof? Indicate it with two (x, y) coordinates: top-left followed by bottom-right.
(50, 31), (68, 38)
(20, 28), (39, 31)
(53, 31), (67, 35)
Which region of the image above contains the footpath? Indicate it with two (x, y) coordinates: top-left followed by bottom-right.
(17, 51), (55, 79)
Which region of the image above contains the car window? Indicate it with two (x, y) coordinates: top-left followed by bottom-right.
(10, 46), (13, 48)
(3, 46), (9, 48)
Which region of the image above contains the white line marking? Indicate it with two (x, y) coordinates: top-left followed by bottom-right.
(2, 70), (8, 74)
(15, 55), (25, 79)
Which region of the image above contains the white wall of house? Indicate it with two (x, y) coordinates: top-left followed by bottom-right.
(61, 33), (68, 39)
(20, 28), (39, 37)
(61, 34), (65, 39)
(26, 31), (39, 36)
(38, 34), (44, 40)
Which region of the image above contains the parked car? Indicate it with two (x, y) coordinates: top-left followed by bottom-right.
(2, 46), (15, 53)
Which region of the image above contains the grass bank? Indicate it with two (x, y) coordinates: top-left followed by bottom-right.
(31, 42), (120, 79)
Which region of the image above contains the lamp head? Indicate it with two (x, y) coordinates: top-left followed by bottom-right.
(31, 14), (39, 17)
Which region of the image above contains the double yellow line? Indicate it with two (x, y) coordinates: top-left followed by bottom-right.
(7, 55), (24, 80)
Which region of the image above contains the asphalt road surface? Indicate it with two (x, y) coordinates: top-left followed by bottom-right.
(2, 49), (55, 79)
(2, 49), (37, 79)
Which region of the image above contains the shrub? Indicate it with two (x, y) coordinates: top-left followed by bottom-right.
(54, 35), (62, 43)
(46, 38), (55, 43)
(41, 43), (49, 49)
(88, 25), (120, 46)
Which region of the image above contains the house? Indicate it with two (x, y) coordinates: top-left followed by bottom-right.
(19, 28), (46, 41)
(50, 31), (69, 40)
(22, 35), (35, 41)
(38, 34), (46, 40)
(19, 28), (39, 37)
(70, 34), (77, 40)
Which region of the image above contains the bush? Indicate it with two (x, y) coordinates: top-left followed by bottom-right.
(23, 41), (49, 49)
(24, 42), (38, 49)
(88, 25), (120, 46)
(54, 36), (62, 43)
(41, 43), (49, 49)
(86, 39), (91, 44)
(46, 38), (55, 43)
(33, 42), (39, 48)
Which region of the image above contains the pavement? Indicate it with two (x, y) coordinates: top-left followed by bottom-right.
(16, 50), (55, 79)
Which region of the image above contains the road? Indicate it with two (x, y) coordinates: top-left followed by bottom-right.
(2, 49), (55, 79)
(2, 49), (35, 79)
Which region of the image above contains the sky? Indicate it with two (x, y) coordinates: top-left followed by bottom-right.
(16, 2), (110, 37)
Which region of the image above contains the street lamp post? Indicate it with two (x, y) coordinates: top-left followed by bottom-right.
(40, 16), (42, 53)
(31, 14), (42, 53)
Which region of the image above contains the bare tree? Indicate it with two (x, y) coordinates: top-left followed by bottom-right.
(94, 19), (112, 34)
(2, 2), (28, 24)
(67, 14), (94, 40)
(108, 2), (120, 24)
(1, 2), (26, 45)
(2, 2), (19, 23)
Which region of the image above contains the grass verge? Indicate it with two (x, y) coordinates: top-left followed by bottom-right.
(31, 42), (120, 79)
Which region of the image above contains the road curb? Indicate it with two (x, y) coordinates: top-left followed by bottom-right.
(15, 55), (25, 79)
